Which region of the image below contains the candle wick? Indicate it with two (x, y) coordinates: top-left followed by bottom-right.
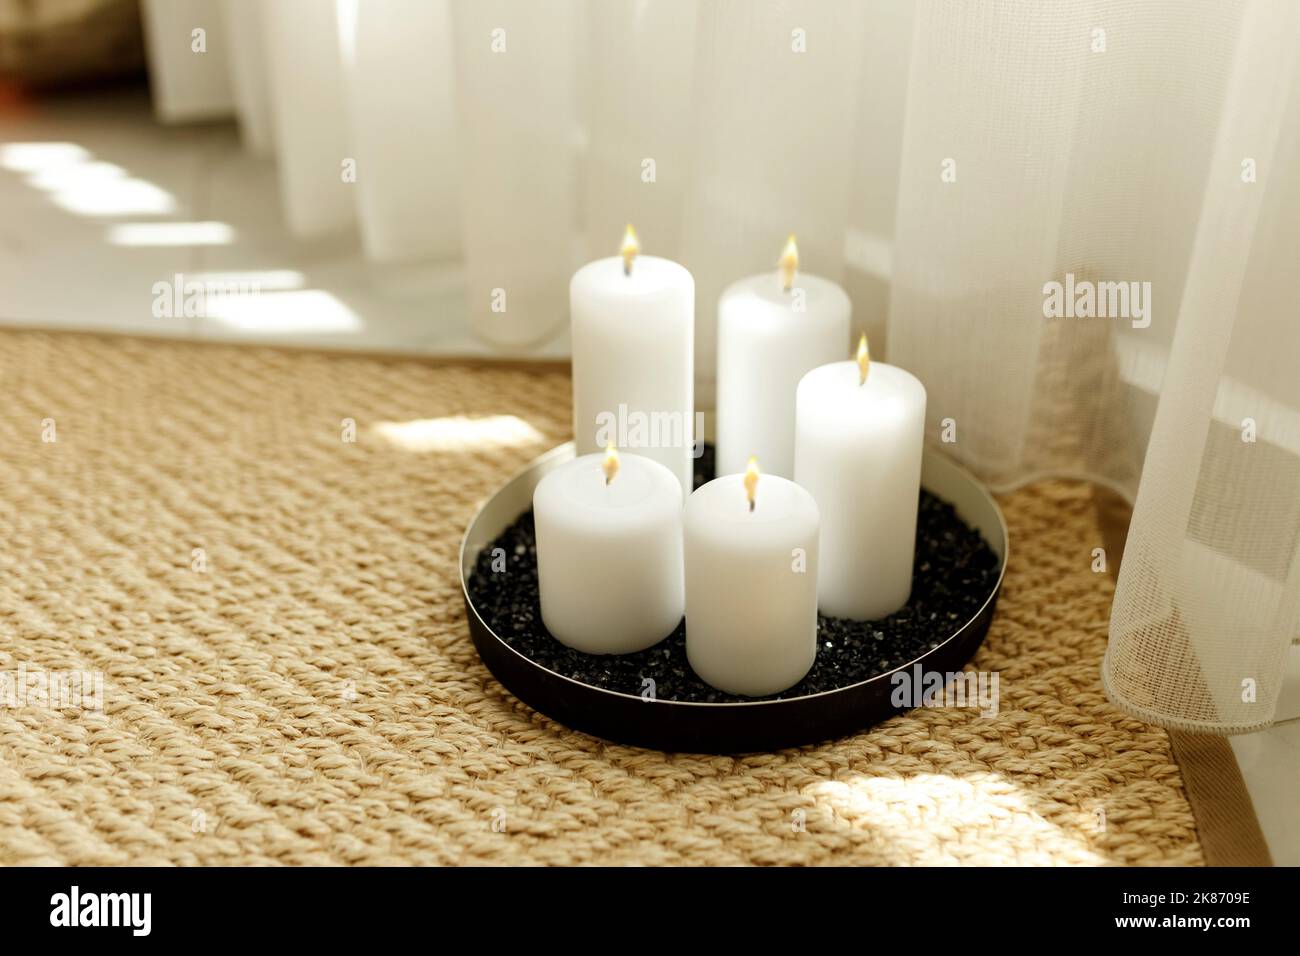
(743, 456), (760, 513)
(779, 234), (798, 294)
(620, 224), (639, 276)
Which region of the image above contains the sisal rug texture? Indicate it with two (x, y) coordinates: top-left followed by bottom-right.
(0, 330), (1202, 865)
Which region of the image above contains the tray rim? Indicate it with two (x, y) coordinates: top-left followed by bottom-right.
(459, 441), (1009, 710)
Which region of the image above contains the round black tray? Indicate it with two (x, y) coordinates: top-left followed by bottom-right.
(460, 443), (1007, 754)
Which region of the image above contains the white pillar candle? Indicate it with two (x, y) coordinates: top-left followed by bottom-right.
(794, 337), (927, 620)
(716, 237), (851, 478)
(534, 448), (684, 654)
(571, 228), (695, 494)
(684, 461), (820, 697)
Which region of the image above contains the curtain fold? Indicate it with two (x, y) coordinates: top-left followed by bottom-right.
(346, 0), (461, 263)
(218, 0), (274, 155)
(140, 0), (235, 122)
(679, 0), (866, 400)
(885, 0), (1300, 732)
(259, 0), (355, 238)
(142, 0), (1299, 733)
(447, 0), (582, 346)
(1104, 0), (1300, 732)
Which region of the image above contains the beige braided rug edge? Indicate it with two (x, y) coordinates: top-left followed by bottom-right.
(0, 330), (1202, 865)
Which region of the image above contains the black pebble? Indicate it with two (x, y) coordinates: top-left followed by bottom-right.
(467, 444), (999, 703)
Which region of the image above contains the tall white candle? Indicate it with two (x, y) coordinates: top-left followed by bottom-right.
(684, 461), (820, 697)
(571, 227), (695, 493)
(534, 448), (684, 654)
(794, 337), (926, 620)
(716, 237), (850, 478)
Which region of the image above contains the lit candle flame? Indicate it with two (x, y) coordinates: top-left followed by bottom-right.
(621, 224), (640, 276)
(744, 456), (760, 513)
(779, 234), (798, 292)
(603, 444), (620, 485)
(856, 332), (870, 385)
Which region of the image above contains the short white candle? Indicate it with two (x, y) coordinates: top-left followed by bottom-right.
(534, 448), (684, 654)
(795, 337), (926, 620)
(571, 227), (695, 494)
(684, 461), (820, 696)
(715, 236), (850, 478)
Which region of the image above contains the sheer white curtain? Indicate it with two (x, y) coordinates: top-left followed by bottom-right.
(886, 0), (1300, 733)
(146, 0), (1300, 733)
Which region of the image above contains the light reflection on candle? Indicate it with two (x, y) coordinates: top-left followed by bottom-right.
(744, 456), (760, 512)
(621, 224), (640, 276)
(779, 234), (798, 293)
(857, 332), (870, 386)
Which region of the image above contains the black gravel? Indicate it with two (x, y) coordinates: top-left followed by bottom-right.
(467, 445), (1000, 702)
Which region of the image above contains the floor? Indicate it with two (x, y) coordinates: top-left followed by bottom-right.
(0, 334), (1205, 864)
(1229, 649), (1300, 865)
(0, 84), (569, 358)
(1, 83), (1295, 866)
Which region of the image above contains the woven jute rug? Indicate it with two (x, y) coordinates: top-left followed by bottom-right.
(0, 330), (1210, 865)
